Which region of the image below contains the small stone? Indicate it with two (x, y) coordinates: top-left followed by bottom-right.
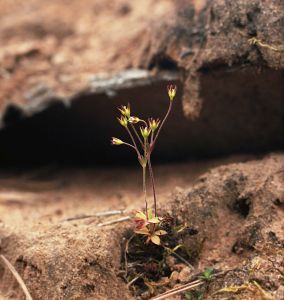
(141, 291), (151, 299)
(169, 271), (179, 287)
(166, 256), (177, 269)
(178, 266), (192, 283)
(173, 263), (185, 272)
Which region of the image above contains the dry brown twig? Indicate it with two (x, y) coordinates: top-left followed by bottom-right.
(150, 270), (229, 300)
(170, 251), (194, 271)
(61, 209), (127, 222)
(0, 255), (33, 300)
(150, 279), (204, 300)
(97, 216), (131, 227)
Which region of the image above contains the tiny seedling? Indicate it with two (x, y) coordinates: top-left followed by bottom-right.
(199, 267), (214, 282)
(111, 85), (177, 245)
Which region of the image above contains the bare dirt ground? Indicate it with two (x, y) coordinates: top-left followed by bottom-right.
(0, 156), (243, 230)
(0, 0), (283, 299)
(0, 155), (247, 299)
(0, 154), (283, 299)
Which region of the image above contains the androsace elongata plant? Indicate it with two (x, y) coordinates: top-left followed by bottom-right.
(111, 84), (177, 245)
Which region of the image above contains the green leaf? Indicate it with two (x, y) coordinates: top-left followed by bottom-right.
(200, 267), (214, 281)
(135, 211), (147, 220)
(148, 217), (160, 224)
(155, 230), (167, 236)
(147, 208), (153, 220)
(150, 235), (160, 245)
(204, 267), (214, 276)
(134, 228), (150, 235)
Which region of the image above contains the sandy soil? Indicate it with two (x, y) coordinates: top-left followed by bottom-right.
(2, 153), (283, 300)
(0, 156), (248, 229)
(0, 155), (256, 299)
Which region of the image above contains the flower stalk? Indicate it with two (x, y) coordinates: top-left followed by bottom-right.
(111, 84), (177, 237)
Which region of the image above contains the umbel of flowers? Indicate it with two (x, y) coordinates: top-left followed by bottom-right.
(111, 85), (177, 245)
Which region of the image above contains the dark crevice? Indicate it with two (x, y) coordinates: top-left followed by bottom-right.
(0, 67), (282, 169)
(232, 197), (251, 218)
(3, 105), (25, 126)
(149, 55), (178, 71)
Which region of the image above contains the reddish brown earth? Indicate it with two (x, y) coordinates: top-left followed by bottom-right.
(0, 157), (235, 299)
(0, 0), (175, 114)
(0, 0), (283, 299)
(0, 154), (283, 299)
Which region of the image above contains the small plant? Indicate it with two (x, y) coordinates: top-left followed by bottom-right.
(199, 267), (214, 282)
(111, 84), (177, 245)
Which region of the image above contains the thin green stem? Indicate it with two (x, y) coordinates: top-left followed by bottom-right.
(152, 101), (173, 148)
(125, 126), (140, 158)
(140, 119), (148, 126)
(142, 166), (148, 217)
(130, 123), (143, 148)
(148, 156), (157, 217)
(143, 137), (149, 217)
(150, 130), (154, 145)
(123, 142), (137, 151)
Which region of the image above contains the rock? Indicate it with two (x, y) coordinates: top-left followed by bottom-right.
(169, 271), (179, 287)
(0, 0), (282, 165)
(166, 256), (177, 269)
(172, 263), (186, 272)
(167, 154), (284, 299)
(178, 266), (192, 283)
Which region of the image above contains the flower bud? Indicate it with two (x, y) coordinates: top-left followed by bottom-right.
(118, 104), (130, 118)
(167, 84), (177, 101)
(140, 126), (151, 139)
(148, 118), (160, 131)
(117, 116), (128, 127)
(111, 137), (124, 145)
(129, 116), (141, 124)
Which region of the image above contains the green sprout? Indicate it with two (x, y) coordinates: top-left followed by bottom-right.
(111, 84), (177, 245)
(199, 267), (214, 282)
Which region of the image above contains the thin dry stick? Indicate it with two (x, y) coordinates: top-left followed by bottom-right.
(171, 251), (194, 271)
(0, 255), (33, 300)
(154, 279), (202, 297)
(61, 209), (127, 222)
(127, 274), (142, 288)
(150, 270), (229, 300)
(151, 280), (204, 300)
(97, 216), (131, 227)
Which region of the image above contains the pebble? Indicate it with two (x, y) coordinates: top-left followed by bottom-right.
(140, 291), (151, 299)
(173, 263), (186, 272)
(169, 271), (179, 287)
(178, 266), (192, 283)
(166, 256), (177, 269)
